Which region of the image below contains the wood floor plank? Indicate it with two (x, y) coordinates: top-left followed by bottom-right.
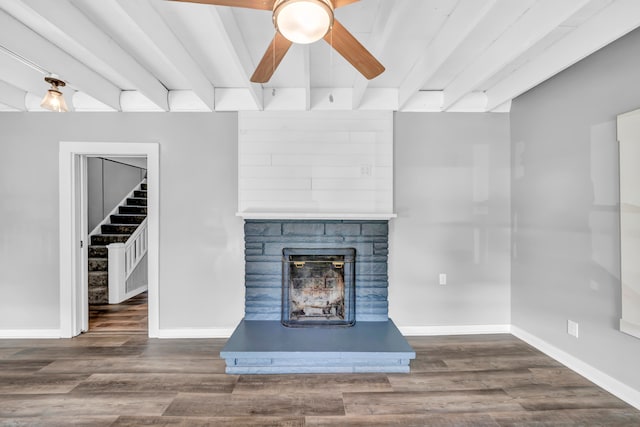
(0, 416), (118, 426)
(441, 354), (563, 371)
(164, 392), (346, 417)
(72, 373), (237, 394)
(388, 368), (534, 392)
(233, 373), (392, 394)
(0, 373), (89, 394)
(306, 413), (500, 426)
(342, 389), (525, 415)
(39, 358), (226, 374)
(0, 392), (175, 417)
(0, 359), (53, 374)
(10, 346), (143, 360)
(112, 415), (305, 426)
(489, 408), (640, 426)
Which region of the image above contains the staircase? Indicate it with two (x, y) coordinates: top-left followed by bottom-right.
(88, 182), (148, 305)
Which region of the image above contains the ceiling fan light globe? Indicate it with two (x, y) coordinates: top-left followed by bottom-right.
(274, 0), (333, 44)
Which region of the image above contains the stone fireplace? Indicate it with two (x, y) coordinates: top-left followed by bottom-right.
(220, 219), (415, 374)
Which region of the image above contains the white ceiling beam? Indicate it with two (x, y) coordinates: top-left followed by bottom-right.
(0, 9), (121, 110)
(0, 49), (44, 94)
(303, 45), (311, 110)
(0, 80), (27, 110)
(485, 0), (640, 111)
(206, 6), (263, 109)
(351, 0), (399, 110)
(398, 0), (497, 109)
(119, 0), (214, 110)
(5, 0), (169, 111)
(441, 0), (591, 111)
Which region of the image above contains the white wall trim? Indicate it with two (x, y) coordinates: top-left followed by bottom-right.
(398, 324), (511, 336)
(511, 325), (640, 410)
(156, 328), (235, 339)
(59, 141), (160, 338)
(0, 329), (62, 339)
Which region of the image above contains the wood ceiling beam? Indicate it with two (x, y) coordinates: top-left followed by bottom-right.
(485, 0), (640, 111)
(0, 8), (121, 110)
(441, 0), (591, 111)
(0, 80), (27, 110)
(398, 0), (497, 110)
(119, 0), (214, 110)
(11, 0), (170, 111)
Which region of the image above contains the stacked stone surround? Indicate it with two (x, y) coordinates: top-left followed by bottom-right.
(244, 219), (389, 322)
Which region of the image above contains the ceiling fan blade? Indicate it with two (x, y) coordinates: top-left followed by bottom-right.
(251, 32), (293, 83)
(168, 0), (274, 10)
(324, 19), (384, 80)
(333, 0), (360, 8)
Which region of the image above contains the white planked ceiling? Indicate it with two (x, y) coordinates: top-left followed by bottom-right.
(0, 0), (639, 113)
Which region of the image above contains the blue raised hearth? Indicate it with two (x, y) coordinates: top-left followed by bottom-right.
(221, 219), (415, 374)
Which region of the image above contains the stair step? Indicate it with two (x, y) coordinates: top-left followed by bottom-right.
(88, 257), (108, 272)
(91, 234), (130, 245)
(119, 205), (147, 215)
(89, 271), (108, 287)
(101, 224), (139, 235)
(141, 183), (147, 191)
(88, 245), (108, 258)
(133, 190), (147, 198)
(126, 197), (147, 206)
(110, 214), (146, 224)
(88, 282), (108, 305)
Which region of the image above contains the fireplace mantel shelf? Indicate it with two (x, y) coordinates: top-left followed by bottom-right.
(236, 212), (397, 220)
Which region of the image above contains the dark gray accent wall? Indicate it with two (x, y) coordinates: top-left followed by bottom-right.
(511, 27), (640, 391)
(244, 220), (389, 322)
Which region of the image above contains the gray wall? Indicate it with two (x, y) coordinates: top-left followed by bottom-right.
(511, 27), (640, 390)
(87, 157), (146, 232)
(390, 113), (511, 327)
(0, 112), (244, 331)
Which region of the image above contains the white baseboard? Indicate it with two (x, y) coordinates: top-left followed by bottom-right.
(156, 328), (235, 339)
(511, 325), (640, 410)
(0, 329), (61, 339)
(399, 324), (511, 336)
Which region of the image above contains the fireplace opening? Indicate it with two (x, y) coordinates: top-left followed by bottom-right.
(282, 248), (356, 327)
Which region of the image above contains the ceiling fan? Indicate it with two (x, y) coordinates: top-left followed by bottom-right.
(169, 0), (385, 83)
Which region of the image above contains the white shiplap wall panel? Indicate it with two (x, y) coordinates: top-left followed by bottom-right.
(238, 111), (394, 217)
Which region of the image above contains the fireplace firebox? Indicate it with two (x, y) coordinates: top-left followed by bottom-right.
(282, 248), (356, 327)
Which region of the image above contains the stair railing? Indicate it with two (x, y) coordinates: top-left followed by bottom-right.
(108, 217), (148, 304)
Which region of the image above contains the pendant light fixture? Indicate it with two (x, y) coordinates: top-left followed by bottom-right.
(40, 75), (69, 112)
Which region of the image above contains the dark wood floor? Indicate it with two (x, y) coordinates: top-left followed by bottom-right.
(1, 301), (639, 426)
(89, 291), (148, 333)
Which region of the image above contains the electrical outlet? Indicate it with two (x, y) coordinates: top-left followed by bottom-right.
(439, 273), (447, 285)
(567, 320), (579, 338)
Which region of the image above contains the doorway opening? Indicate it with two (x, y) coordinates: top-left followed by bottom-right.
(87, 156), (149, 333)
(59, 142), (159, 338)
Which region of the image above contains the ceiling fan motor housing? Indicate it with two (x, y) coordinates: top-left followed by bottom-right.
(273, 0), (334, 44)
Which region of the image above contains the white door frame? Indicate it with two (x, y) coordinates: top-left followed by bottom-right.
(59, 141), (159, 337)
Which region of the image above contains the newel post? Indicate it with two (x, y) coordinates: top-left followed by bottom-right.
(107, 243), (126, 304)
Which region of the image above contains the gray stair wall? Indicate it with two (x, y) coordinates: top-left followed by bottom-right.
(88, 157), (147, 232)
